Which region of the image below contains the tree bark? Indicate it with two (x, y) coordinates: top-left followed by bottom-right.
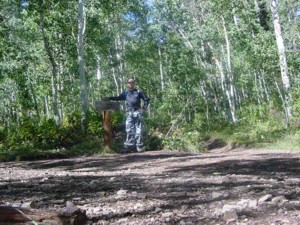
(221, 16), (238, 124)
(26, 64), (40, 120)
(158, 45), (165, 91)
(269, 0), (292, 127)
(39, 0), (60, 124)
(78, 0), (88, 131)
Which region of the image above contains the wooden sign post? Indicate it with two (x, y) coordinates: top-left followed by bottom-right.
(94, 101), (120, 150)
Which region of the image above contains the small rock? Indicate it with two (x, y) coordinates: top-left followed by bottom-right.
(72, 197), (82, 201)
(177, 213), (189, 218)
(286, 178), (300, 184)
(137, 193), (147, 199)
(181, 205), (188, 211)
(154, 207), (162, 213)
(211, 191), (224, 200)
(271, 196), (287, 205)
(88, 180), (98, 189)
(12, 203), (22, 208)
(25, 200), (39, 208)
(60, 201), (88, 225)
(237, 199), (249, 208)
(179, 220), (186, 225)
(133, 203), (144, 210)
(258, 194), (272, 204)
(248, 199), (258, 208)
(117, 189), (127, 196)
(50, 199), (65, 205)
(221, 204), (243, 213)
(161, 212), (173, 218)
(277, 208), (284, 214)
(97, 191), (106, 197)
(21, 202), (32, 208)
(224, 210), (238, 223)
(66, 201), (75, 208)
(40, 177), (49, 182)
(117, 218), (128, 223)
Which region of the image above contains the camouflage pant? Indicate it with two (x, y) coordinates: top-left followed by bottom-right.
(124, 111), (144, 148)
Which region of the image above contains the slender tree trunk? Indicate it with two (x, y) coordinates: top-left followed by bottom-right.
(96, 55), (102, 80)
(109, 53), (120, 96)
(43, 96), (50, 119)
(199, 81), (210, 127)
(78, 0), (88, 131)
(116, 34), (125, 87)
(274, 79), (288, 124)
(215, 56), (235, 122)
(221, 17), (238, 124)
(255, 71), (262, 106)
(95, 54), (102, 100)
(269, 0), (292, 127)
(39, 0), (60, 124)
(158, 45), (165, 91)
(26, 65), (40, 120)
(261, 70), (270, 102)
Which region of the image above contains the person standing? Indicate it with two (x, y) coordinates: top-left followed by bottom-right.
(104, 78), (150, 152)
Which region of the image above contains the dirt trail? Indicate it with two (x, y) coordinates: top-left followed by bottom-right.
(1, 148), (300, 224)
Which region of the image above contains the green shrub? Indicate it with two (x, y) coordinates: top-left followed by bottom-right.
(163, 127), (207, 152)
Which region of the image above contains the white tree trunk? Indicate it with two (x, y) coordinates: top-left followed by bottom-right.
(221, 16), (238, 124)
(261, 71), (270, 102)
(109, 53), (120, 96)
(26, 65), (40, 120)
(43, 96), (50, 119)
(96, 55), (102, 80)
(158, 46), (165, 91)
(270, 0), (292, 126)
(78, 0), (88, 126)
(116, 34), (124, 94)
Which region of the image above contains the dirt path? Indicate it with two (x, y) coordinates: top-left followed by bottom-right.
(1, 148), (300, 225)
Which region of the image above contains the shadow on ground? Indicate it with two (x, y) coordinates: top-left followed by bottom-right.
(1, 149), (300, 224)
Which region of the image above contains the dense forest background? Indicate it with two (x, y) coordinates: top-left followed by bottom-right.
(1, 0), (300, 159)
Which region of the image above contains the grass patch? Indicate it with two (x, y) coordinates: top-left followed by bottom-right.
(265, 129), (300, 150)
(206, 122), (300, 150)
(0, 138), (108, 161)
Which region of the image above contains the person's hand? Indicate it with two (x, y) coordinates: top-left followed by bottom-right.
(138, 108), (145, 113)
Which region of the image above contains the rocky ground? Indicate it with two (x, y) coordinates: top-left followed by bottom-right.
(1, 147), (300, 225)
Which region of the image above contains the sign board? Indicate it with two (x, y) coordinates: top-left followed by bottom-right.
(94, 101), (120, 112)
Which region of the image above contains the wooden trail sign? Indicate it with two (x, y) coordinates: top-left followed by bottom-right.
(94, 100), (120, 150)
(94, 101), (120, 112)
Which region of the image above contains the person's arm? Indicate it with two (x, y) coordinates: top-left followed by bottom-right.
(104, 91), (126, 101)
(139, 90), (150, 109)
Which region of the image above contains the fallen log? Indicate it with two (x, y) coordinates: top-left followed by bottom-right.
(0, 206), (62, 225)
(0, 203), (87, 225)
(0, 206), (31, 224)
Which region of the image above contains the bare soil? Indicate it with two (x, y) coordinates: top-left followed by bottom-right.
(1, 146), (300, 225)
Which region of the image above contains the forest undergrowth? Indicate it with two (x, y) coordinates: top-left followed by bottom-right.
(1, 108), (299, 161)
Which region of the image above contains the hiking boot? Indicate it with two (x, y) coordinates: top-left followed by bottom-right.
(120, 146), (135, 154)
(136, 146), (144, 152)
(120, 146), (130, 154)
(119, 149), (129, 154)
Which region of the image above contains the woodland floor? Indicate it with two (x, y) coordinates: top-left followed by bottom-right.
(1, 146), (300, 225)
